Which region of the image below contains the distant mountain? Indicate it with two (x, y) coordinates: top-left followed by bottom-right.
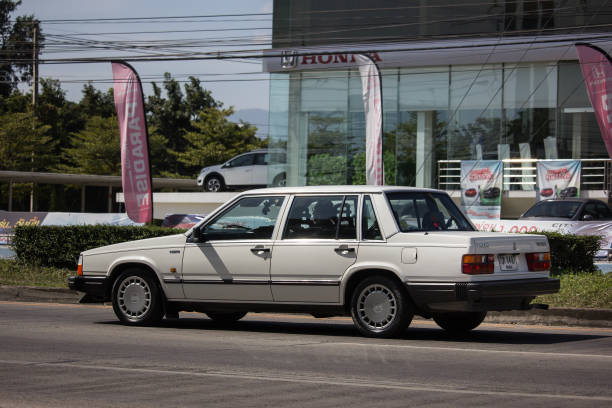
(229, 108), (269, 139)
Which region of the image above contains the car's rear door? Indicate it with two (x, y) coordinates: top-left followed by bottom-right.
(269, 194), (358, 303)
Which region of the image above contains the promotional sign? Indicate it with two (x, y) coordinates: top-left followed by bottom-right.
(473, 219), (612, 258)
(536, 160), (581, 201)
(355, 54), (384, 185)
(112, 61), (153, 223)
(575, 43), (612, 159)
(0, 211), (142, 245)
(460, 160), (503, 220)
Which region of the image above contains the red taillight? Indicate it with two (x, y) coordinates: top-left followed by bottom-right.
(77, 264), (83, 276)
(526, 252), (551, 271)
(462, 254), (494, 275)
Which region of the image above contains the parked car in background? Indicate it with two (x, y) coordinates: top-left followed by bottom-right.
(519, 199), (612, 221)
(70, 186), (559, 338)
(196, 149), (286, 192)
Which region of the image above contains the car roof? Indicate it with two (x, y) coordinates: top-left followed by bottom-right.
(240, 185), (446, 195)
(538, 198), (594, 204)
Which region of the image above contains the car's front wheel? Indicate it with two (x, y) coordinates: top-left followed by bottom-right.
(205, 175), (224, 192)
(205, 311), (247, 323)
(432, 311), (487, 333)
(350, 276), (413, 338)
(111, 269), (164, 326)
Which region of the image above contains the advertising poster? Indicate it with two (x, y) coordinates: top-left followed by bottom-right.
(472, 219), (612, 259)
(460, 160), (503, 220)
(536, 160), (581, 201)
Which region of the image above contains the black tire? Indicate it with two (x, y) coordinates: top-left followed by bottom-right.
(111, 269), (164, 326)
(272, 173), (286, 187)
(205, 175), (224, 192)
(205, 311), (247, 323)
(350, 275), (413, 338)
(432, 311), (487, 334)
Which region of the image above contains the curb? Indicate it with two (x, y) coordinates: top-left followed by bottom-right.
(1, 286), (610, 328)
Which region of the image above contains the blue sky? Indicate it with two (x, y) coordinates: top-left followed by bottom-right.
(19, 0), (272, 111)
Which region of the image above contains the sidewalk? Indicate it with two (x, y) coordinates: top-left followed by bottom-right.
(1, 285), (611, 328)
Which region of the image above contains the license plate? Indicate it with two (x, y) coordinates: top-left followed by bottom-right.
(498, 254), (518, 271)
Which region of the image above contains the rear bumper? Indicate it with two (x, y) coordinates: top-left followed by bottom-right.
(406, 278), (560, 313)
(68, 275), (109, 301)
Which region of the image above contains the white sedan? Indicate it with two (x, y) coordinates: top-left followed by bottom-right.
(69, 186), (559, 338)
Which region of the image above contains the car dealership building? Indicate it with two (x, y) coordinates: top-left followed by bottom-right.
(263, 0), (612, 217)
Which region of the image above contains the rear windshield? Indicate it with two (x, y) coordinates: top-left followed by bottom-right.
(522, 201), (582, 218)
(386, 192), (474, 232)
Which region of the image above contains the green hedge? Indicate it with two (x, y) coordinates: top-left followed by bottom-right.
(12, 225), (186, 269)
(531, 231), (601, 275)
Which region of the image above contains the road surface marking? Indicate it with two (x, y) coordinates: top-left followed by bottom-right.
(0, 359), (610, 402)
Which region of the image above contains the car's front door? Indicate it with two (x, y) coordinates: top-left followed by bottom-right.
(181, 195), (286, 301)
(269, 195), (359, 303)
(222, 153), (255, 186)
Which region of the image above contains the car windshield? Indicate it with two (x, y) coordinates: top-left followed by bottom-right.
(522, 201), (582, 218)
(386, 192), (474, 232)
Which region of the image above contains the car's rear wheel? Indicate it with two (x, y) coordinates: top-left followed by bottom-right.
(111, 269), (164, 326)
(205, 311), (247, 323)
(272, 173), (286, 187)
(432, 311), (487, 333)
(205, 175), (224, 192)
(350, 275), (413, 338)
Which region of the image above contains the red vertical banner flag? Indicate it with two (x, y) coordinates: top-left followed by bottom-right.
(111, 61), (153, 223)
(575, 43), (612, 159)
(355, 54), (384, 185)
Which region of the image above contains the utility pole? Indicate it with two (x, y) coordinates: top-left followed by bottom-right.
(30, 24), (38, 212)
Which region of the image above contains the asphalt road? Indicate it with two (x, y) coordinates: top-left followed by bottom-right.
(0, 302), (611, 408)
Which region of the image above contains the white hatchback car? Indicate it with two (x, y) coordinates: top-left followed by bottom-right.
(196, 149), (286, 192)
(69, 186), (559, 338)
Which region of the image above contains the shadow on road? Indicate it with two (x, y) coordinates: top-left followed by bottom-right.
(97, 315), (609, 345)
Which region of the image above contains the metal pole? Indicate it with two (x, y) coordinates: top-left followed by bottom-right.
(107, 185), (112, 212)
(8, 181), (13, 212)
(30, 25), (38, 212)
(81, 185), (86, 212)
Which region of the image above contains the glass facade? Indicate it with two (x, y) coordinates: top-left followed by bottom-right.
(268, 61), (607, 188)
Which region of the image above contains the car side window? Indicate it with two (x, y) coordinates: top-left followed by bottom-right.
(283, 195), (357, 239)
(229, 154), (254, 168)
(362, 195), (382, 240)
(201, 196), (284, 240)
(254, 153), (268, 165)
(596, 203), (612, 219)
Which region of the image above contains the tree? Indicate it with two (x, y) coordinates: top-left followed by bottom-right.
(0, 0), (44, 97)
(146, 73), (223, 176)
(79, 83), (115, 118)
(56, 116), (121, 175)
(0, 109), (52, 171)
(173, 107), (264, 177)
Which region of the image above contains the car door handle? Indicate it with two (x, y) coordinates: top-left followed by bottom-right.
(250, 246), (270, 254)
(334, 245), (355, 254)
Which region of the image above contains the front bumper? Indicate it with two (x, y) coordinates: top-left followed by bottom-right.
(68, 275), (109, 302)
(406, 278), (560, 313)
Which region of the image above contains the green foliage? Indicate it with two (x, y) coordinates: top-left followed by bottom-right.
(0, 110), (53, 171)
(173, 107), (263, 176)
(307, 154), (347, 185)
(531, 231), (601, 274)
(349, 151), (396, 185)
(0, 1), (44, 97)
(0, 259), (72, 287)
(12, 225), (186, 268)
(536, 272), (612, 309)
(56, 115), (121, 175)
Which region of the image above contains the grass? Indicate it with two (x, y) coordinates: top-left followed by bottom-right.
(1, 259), (610, 309)
(0, 259), (73, 288)
(536, 272), (612, 309)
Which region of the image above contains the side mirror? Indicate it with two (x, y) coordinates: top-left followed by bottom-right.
(221, 162), (230, 168)
(192, 227), (207, 242)
(582, 214), (594, 221)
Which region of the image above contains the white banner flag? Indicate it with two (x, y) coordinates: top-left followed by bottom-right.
(355, 54), (384, 185)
